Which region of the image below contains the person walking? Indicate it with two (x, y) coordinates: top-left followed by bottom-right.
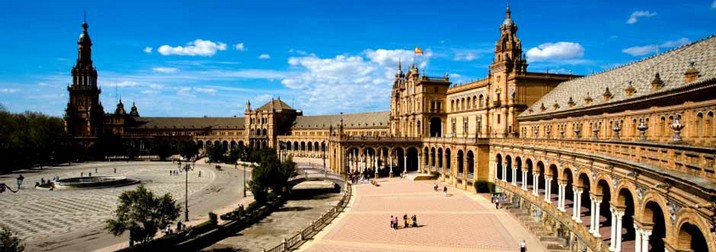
(403, 214), (409, 228)
(520, 240), (527, 252)
(496, 200), (500, 209)
(443, 186), (448, 196)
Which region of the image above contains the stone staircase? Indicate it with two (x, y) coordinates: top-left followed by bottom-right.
(504, 204), (570, 252)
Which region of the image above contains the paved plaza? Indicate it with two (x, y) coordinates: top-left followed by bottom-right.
(0, 160), (247, 251)
(297, 178), (547, 252)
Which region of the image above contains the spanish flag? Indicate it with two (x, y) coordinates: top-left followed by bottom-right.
(414, 47), (424, 55)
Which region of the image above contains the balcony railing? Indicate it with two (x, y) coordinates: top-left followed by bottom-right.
(490, 137), (716, 179)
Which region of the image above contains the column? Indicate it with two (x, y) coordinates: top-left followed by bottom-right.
(614, 209), (624, 252)
(557, 182), (565, 211)
(502, 164), (507, 181)
(544, 176), (552, 202)
(521, 170), (528, 191)
(589, 197), (596, 234)
(572, 187), (583, 223)
(374, 153), (379, 178)
(511, 167), (517, 186)
(403, 154), (407, 175)
(418, 154), (422, 173)
(640, 229), (652, 252)
(609, 207), (617, 251)
(389, 153), (393, 177)
(634, 225), (642, 252)
(532, 173), (539, 196)
(592, 196), (602, 238)
(559, 182), (567, 212)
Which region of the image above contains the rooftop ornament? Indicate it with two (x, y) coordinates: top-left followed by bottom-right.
(670, 114), (685, 144)
(637, 119), (649, 141)
(612, 121), (621, 140)
(624, 81), (636, 97)
(567, 97), (576, 107)
(651, 72), (665, 91)
(584, 93), (593, 105)
(603, 87), (613, 101)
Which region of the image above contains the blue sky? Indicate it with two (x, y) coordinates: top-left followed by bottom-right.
(0, 0), (714, 117)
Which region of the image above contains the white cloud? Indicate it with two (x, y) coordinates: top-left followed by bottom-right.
(712, 0), (716, 8)
(626, 10), (657, 24)
(454, 52), (478, 61)
(660, 38), (690, 48)
(258, 54), (271, 59)
(0, 88), (19, 93)
(234, 43), (246, 51)
(621, 37), (690, 56)
(144, 47), (153, 54)
(158, 39), (227, 56)
(152, 67), (180, 73)
(280, 49), (432, 114)
(194, 87), (217, 95)
(288, 49), (308, 55)
(621, 45), (658, 56)
(526, 42), (584, 62)
(106, 80), (140, 88)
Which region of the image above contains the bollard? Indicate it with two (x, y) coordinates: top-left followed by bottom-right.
(282, 238), (287, 250)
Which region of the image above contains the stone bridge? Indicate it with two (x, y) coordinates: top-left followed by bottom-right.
(288, 166), (346, 190)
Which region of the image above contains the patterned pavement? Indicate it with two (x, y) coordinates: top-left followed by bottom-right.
(297, 178), (547, 252)
(0, 161), (217, 245)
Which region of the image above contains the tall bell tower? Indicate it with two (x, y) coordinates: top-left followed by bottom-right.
(65, 17), (104, 137)
(488, 4), (527, 138)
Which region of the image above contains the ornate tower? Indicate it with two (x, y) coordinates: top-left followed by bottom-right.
(491, 4), (527, 74)
(488, 4), (527, 138)
(65, 18), (104, 137)
(389, 61), (405, 136)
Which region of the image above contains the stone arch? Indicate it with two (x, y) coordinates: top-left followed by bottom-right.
(293, 141), (299, 151)
(674, 217), (710, 252)
(300, 141), (306, 151)
(197, 140), (204, 150)
(525, 158), (534, 188)
(514, 156), (523, 184)
(616, 187), (637, 246)
(222, 140), (229, 151)
(286, 141), (292, 151)
(594, 173), (614, 196)
(641, 194), (669, 251)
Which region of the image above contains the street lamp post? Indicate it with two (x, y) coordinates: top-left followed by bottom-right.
(179, 161), (192, 222)
(322, 142), (327, 178)
(0, 175), (24, 194)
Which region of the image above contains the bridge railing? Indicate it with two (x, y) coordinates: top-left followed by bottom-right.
(263, 183), (352, 252)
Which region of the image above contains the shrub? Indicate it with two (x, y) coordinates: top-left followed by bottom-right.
(475, 180), (495, 193)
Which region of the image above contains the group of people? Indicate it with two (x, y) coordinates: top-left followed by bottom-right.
(492, 193), (507, 209)
(390, 214), (418, 229)
(433, 183), (448, 196)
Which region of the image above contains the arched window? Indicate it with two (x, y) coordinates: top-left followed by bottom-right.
(707, 112), (714, 138)
(696, 112), (704, 139)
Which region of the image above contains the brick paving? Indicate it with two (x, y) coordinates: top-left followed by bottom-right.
(297, 178), (547, 252)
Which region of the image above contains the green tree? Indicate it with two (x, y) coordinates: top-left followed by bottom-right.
(0, 224), (25, 252)
(247, 148), (296, 203)
(152, 142), (172, 161)
(178, 140), (198, 160)
(105, 185), (181, 245)
(205, 143), (225, 163)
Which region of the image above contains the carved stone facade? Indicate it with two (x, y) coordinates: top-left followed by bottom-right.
(64, 6), (715, 252)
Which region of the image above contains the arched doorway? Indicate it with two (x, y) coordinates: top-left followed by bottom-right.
(642, 201), (666, 251)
